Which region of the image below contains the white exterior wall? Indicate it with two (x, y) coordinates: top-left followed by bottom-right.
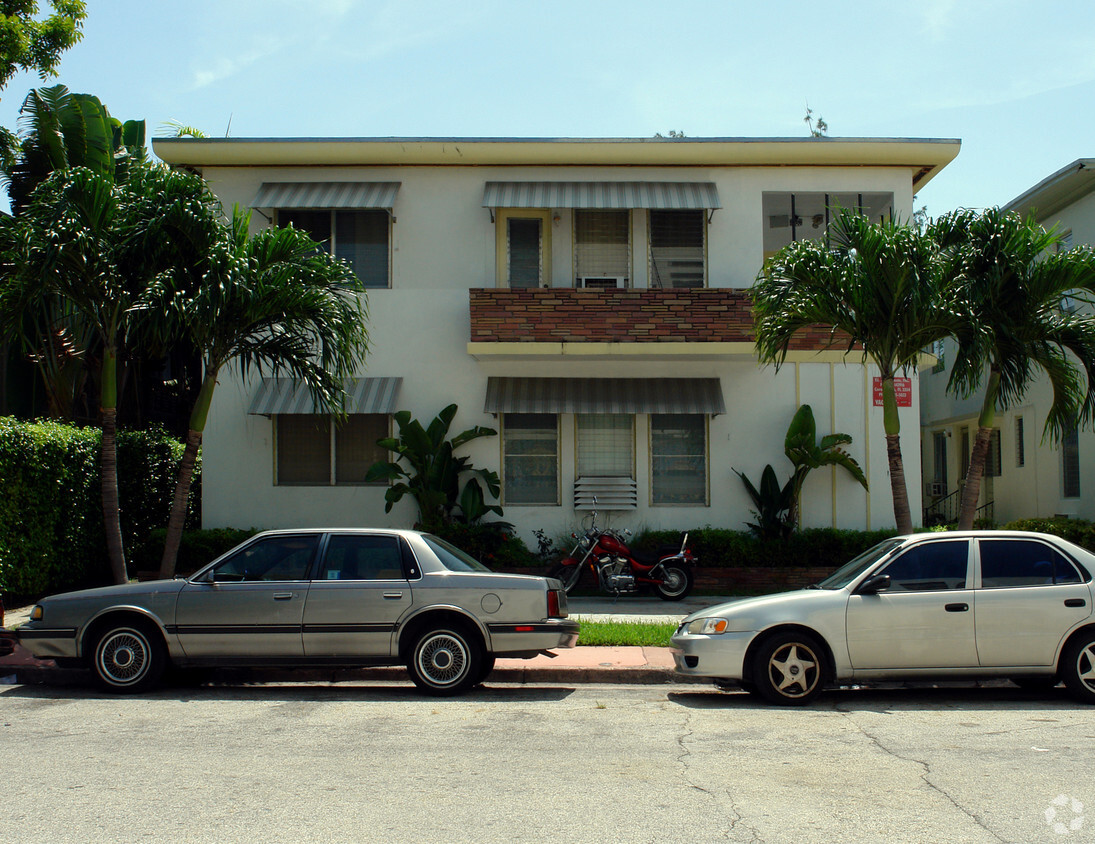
(919, 183), (1095, 524)
(197, 159), (923, 542)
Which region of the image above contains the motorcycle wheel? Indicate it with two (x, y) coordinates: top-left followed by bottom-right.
(547, 563), (582, 594)
(653, 564), (693, 601)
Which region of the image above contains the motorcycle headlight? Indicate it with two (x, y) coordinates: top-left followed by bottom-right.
(688, 617), (730, 635)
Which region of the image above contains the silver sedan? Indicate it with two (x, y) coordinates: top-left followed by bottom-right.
(16, 529), (578, 696)
(672, 531), (1095, 705)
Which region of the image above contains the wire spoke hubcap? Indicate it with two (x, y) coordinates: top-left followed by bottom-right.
(418, 633), (468, 686)
(98, 630), (149, 685)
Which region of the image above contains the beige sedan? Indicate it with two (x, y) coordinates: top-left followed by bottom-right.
(16, 529), (578, 696)
(672, 531), (1095, 705)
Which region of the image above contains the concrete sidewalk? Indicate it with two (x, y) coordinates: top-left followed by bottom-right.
(1, 595), (733, 687)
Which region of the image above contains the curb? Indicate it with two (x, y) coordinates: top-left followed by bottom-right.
(6, 661), (707, 689)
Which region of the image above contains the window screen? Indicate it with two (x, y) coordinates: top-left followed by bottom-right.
(335, 415), (388, 484)
(277, 415), (331, 485)
(508, 217), (542, 288)
(335, 210), (390, 288)
(503, 414), (558, 504)
(1063, 423), (1080, 498)
(651, 414), (706, 504)
(575, 210), (629, 285)
(577, 414), (633, 477)
(650, 210), (704, 288)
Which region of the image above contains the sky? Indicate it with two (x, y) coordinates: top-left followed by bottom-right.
(1, 0), (1092, 216)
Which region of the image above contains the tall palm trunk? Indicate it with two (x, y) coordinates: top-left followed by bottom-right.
(881, 377), (913, 534)
(159, 370), (217, 579)
(101, 348), (127, 585)
(957, 371), (1000, 530)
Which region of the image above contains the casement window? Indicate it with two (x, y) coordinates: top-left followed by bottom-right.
(650, 210), (705, 288)
(650, 414), (707, 505)
(277, 209), (390, 288)
(1062, 423), (1080, 498)
(276, 414), (389, 485)
(1016, 416), (1025, 468)
(502, 414), (559, 504)
(577, 414), (633, 477)
(762, 192), (894, 258)
(574, 210), (630, 288)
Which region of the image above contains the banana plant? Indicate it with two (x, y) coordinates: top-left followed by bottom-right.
(734, 464), (796, 540)
(784, 404), (868, 523)
(365, 404), (502, 530)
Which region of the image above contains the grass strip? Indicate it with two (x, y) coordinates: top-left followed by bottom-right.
(575, 619), (677, 648)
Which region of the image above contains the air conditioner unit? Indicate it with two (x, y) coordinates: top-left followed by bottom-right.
(925, 482), (946, 497)
(577, 276), (626, 289)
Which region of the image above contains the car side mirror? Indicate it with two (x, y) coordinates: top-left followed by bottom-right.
(857, 574), (891, 595)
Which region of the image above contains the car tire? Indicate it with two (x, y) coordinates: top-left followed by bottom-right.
(475, 655), (497, 686)
(547, 564), (582, 594)
(751, 631), (826, 706)
(1060, 632), (1095, 704)
(407, 624), (484, 696)
(1010, 676), (1059, 692)
(90, 619), (167, 694)
(653, 565), (693, 601)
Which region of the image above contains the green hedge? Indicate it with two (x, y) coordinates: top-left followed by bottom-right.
(130, 527), (256, 576)
(631, 526), (900, 568)
(0, 417), (199, 601)
(1001, 517), (1095, 552)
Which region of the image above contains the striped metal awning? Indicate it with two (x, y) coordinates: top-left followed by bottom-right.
(251, 182), (401, 210)
(481, 181), (720, 210)
(248, 377), (402, 415)
(483, 377), (725, 414)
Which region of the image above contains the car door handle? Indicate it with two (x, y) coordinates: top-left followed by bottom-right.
(945, 603), (969, 612)
(1065, 598), (1087, 608)
(383, 592), (404, 600)
(273, 592), (294, 601)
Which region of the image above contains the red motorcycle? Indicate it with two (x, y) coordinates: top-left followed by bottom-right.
(548, 508), (696, 600)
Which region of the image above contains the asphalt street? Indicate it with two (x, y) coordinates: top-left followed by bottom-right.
(2, 680), (1092, 843)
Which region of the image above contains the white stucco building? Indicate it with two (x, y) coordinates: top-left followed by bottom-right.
(920, 159), (1095, 525)
(153, 136), (960, 542)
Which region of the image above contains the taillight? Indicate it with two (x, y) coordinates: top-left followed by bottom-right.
(547, 589), (565, 618)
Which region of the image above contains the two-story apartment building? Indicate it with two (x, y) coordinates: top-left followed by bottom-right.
(920, 159), (1095, 525)
(153, 136), (960, 542)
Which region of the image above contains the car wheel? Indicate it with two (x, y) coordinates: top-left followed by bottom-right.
(547, 564), (582, 594)
(752, 631), (825, 706)
(1061, 632), (1095, 704)
(407, 624), (483, 696)
(91, 620), (167, 694)
(653, 565), (693, 601)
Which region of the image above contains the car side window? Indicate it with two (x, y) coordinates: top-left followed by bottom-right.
(979, 539), (1082, 587)
(878, 540), (969, 592)
(213, 535), (319, 582)
(318, 535), (405, 581)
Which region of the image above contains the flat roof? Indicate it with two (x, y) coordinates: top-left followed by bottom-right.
(153, 136), (960, 187)
(1004, 159), (1095, 221)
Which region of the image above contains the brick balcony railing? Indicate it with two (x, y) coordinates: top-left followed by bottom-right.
(469, 288), (845, 349)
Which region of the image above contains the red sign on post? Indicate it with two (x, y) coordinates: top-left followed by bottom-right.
(872, 376), (912, 407)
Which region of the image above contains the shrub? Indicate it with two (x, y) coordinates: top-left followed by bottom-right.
(129, 527), (256, 576)
(0, 417), (199, 601)
(1002, 517), (1095, 552)
(429, 521), (539, 568)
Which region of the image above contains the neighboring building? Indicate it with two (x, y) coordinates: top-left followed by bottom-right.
(920, 159), (1095, 525)
(153, 136), (959, 542)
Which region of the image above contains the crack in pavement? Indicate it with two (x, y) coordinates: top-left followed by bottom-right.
(675, 710), (765, 843)
(834, 702), (1009, 843)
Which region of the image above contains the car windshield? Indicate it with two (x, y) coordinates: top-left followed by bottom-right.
(816, 538), (905, 589)
(421, 535), (493, 572)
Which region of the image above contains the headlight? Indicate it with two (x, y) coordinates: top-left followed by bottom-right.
(689, 617), (730, 635)
(30, 605), (44, 621)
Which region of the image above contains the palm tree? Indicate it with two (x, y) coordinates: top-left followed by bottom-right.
(154, 208), (370, 578)
(0, 85), (145, 420)
(2, 162), (224, 584)
(752, 211), (957, 533)
(931, 208), (1095, 529)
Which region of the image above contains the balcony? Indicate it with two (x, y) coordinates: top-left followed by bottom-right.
(468, 288), (843, 359)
